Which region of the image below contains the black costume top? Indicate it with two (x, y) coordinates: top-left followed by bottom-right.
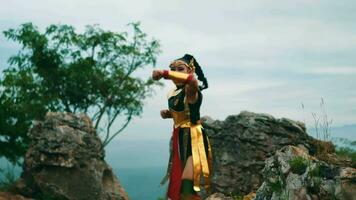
(168, 86), (202, 125)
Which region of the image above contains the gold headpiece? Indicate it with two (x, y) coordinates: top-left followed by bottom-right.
(169, 58), (195, 70)
(188, 58), (195, 70)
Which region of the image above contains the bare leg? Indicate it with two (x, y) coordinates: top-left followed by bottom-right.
(182, 156), (193, 180)
(181, 156), (200, 200)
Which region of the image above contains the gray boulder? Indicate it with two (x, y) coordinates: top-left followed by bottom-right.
(17, 112), (128, 200)
(254, 145), (356, 200)
(205, 193), (234, 200)
(202, 111), (319, 195)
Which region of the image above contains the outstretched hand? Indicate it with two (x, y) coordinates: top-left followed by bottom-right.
(152, 70), (164, 80)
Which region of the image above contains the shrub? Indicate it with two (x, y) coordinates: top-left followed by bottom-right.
(288, 156), (308, 175)
(335, 147), (356, 167)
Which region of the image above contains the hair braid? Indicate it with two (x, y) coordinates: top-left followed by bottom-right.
(192, 57), (208, 91)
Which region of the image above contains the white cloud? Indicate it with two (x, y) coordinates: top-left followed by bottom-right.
(296, 66), (356, 75)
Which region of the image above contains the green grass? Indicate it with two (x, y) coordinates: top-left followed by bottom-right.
(270, 179), (283, 193)
(288, 156), (308, 175)
(308, 163), (321, 178)
(228, 192), (244, 200)
(335, 147), (356, 166)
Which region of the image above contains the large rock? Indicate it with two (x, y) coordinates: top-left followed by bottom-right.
(0, 191), (32, 200)
(17, 112), (128, 200)
(205, 192), (256, 200)
(205, 193), (234, 200)
(202, 111), (319, 195)
(254, 145), (356, 200)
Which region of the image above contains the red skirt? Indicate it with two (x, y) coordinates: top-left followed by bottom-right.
(167, 127), (182, 200)
(166, 125), (211, 200)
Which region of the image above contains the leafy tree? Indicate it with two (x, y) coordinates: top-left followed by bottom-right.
(0, 22), (161, 164)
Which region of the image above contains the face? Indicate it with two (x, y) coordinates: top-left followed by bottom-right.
(169, 64), (189, 73)
(169, 62), (194, 86)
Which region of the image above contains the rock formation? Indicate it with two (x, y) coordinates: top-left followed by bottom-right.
(0, 191), (33, 200)
(254, 145), (356, 200)
(2, 110), (353, 200)
(204, 193), (234, 200)
(202, 111), (319, 195)
(15, 112), (128, 200)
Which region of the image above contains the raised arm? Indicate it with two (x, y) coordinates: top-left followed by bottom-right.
(182, 74), (199, 104)
(152, 69), (199, 104)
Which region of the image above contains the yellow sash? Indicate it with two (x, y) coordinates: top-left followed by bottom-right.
(180, 121), (213, 192)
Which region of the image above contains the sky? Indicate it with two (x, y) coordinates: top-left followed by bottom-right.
(0, 0), (355, 141)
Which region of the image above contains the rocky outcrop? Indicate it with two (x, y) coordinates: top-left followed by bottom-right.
(205, 193), (234, 200)
(205, 192), (256, 200)
(0, 191), (32, 200)
(202, 111), (319, 195)
(254, 145), (356, 200)
(15, 112), (128, 200)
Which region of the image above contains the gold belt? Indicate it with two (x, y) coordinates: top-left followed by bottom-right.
(179, 121), (213, 192)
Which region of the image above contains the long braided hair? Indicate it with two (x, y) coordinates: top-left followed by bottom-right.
(176, 54), (208, 91)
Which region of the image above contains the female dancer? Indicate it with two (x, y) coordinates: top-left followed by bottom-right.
(152, 54), (212, 200)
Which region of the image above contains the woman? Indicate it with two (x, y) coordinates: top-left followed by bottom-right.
(152, 54), (213, 200)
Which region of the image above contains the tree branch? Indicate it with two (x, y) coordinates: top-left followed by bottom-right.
(94, 104), (107, 130)
(102, 110), (133, 147)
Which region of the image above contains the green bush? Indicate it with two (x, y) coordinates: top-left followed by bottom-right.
(335, 147), (356, 166)
(308, 163), (321, 178)
(288, 156), (308, 175)
(270, 179), (283, 193)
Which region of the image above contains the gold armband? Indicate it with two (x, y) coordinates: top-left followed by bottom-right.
(162, 70), (194, 84)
